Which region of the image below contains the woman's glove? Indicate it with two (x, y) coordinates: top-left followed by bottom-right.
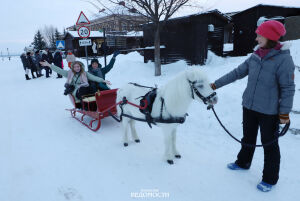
(210, 83), (216, 90)
(113, 50), (120, 58)
(279, 114), (290, 124)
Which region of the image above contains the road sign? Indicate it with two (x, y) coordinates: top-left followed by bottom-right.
(79, 39), (92, 46)
(76, 11), (90, 25)
(78, 26), (90, 38)
(56, 40), (65, 49)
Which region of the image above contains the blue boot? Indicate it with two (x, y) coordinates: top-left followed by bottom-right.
(227, 163), (246, 170)
(257, 181), (273, 192)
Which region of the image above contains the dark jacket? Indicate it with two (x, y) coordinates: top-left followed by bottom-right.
(27, 55), (37, 71)
(47, 51), (53, 64)
(41, 53), (49, 62)
(214, 42), (295, 115)
(20, 54), (29, 70)
(53, 51), (62, 67)
(88, 57), (115, 90)
(34, 53), (41, 68)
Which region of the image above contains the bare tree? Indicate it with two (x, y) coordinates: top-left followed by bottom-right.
(41, 25), (56, 49)
(91, 0), (197, 76)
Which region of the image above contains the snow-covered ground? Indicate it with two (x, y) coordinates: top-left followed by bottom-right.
(0, 40), (300, 201)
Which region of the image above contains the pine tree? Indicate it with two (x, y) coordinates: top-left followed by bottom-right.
(54, 29), (61, 41)
(32, 30), (46, 50)
(32, 34), (38, 49)
(50, 33), (56, 49)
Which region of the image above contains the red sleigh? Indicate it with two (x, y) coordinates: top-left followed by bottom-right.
(66, 89), (118, 131)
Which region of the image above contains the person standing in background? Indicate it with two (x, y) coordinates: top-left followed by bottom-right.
(26, 51), (38, 79)
(20, 53), (31, 80)
(41, 50), (51, 78)
(53, 50), (63, 78)
(66, 50), (76, 68)
(34, 50), (43, 77)
(45, 48), (53, 75)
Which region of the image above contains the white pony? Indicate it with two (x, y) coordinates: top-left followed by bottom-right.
(116, 68), (218, 164)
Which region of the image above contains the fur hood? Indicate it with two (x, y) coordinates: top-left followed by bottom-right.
(253, 41), (292, 51)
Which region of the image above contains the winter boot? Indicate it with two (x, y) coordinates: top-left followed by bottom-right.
(257, 181), (273, 192)
(25, 74), (31, 80)
(36, 72), (41, 78)
(31, 72), (36, 79)
(227, 163), (247, 170)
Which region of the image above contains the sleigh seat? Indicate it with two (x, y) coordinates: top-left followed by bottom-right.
(81, 94), (97, 111)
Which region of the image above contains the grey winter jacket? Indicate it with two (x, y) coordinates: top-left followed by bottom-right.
(214, 42), (295, 115)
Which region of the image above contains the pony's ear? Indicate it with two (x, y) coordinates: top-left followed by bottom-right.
(185, 68), (197, 82)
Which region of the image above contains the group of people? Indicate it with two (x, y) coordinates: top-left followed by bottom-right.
(39, 50), (120, 102)
(20, 48), (72, 80)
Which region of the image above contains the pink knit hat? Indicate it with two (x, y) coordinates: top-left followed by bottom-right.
(255, 20), (286, 41)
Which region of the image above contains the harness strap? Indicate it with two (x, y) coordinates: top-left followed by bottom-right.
(160, 97), (164, 120)
(129, 82), (155, 89)
(109, 110), (187, 125)
(109, 96), (188, 127)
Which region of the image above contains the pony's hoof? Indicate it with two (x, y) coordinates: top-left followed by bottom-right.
(167, 160), (174, 165)
(135, 139), (140, 143)
(124, 143), (128, 147)
(175, 154), (181, 159)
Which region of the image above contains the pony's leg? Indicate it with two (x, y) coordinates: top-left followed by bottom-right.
(122, 119), (130, 147)
(129, 120), (140, 143)
(162, 127), (174, 165)
(172, 129), (181, 159)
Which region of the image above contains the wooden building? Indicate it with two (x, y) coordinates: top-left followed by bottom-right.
(64, 31), (104, 57)
(143, 9), (232, 65)
(63, 31), (143, 57)
(232, 4), (300, 56)
(67, 14), (148, 32)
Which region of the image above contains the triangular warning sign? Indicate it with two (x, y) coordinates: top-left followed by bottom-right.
(76, 11), (90, 25)
(57, 42), (64, 49)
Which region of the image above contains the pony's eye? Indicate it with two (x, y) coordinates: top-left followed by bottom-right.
(195, 83), (203, 88)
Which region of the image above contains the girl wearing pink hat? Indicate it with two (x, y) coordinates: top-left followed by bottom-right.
(210, 20), (295, 192)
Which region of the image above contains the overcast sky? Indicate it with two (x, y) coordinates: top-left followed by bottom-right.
(1, 0), (300, 54)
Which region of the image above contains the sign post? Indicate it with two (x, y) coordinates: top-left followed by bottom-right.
(76, 11), (91, 67)
(99, 28), (107, 66)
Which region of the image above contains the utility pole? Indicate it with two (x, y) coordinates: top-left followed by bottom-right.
(7, 48), (10, 61)
(103, 28), (107, 66)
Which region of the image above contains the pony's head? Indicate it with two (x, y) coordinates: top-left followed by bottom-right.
(185, 68), (218, 106)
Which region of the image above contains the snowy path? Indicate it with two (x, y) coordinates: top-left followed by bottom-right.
(0, 44), (300, 201)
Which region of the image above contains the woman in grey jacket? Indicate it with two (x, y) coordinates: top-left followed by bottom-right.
(211, 20), (295, 192)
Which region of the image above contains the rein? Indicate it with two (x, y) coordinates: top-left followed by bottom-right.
(210, 106), (290, 147)
(187, 80), (289, 147)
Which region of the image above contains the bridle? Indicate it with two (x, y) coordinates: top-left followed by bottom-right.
(188, 80), (217, 105)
